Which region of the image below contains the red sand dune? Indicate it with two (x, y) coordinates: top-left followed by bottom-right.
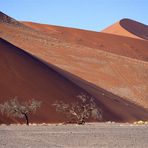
(0, 12), (148, 123)
(0, 38), (90, 124)
(0, 38), (148, 124)
(102, 18), (148, 40)
(22, 21), (148, 61)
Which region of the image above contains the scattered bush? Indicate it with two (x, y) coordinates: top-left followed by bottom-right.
(133, 120), (148, 125)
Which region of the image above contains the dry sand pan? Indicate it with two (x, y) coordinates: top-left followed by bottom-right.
(0, 123), (148, 148)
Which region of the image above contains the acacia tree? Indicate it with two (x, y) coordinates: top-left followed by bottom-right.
(53, 93), (102, 124)
(0, 97), (41, 125)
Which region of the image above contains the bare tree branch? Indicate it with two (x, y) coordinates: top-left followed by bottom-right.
(0, 97), (41, 125)
(53, 93), (103, 124)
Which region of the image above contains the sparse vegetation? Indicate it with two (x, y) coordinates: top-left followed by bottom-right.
(53, 93), (102, 124)
(133, 120), (148, 125)
(0, 97), (41, 125)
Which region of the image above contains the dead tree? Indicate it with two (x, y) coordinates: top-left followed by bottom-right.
(53, 93), (102, 124)
(0, 97), (41, 125)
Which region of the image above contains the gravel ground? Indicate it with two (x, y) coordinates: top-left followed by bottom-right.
(0, 123), (148, 148)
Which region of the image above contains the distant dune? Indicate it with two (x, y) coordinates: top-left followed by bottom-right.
(0, 12), (148, 124)
(22, 21), (148, 61)
(102, 18), (148, 40)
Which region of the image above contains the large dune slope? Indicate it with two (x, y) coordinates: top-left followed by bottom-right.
(0, 38), (148, 123)
(0, 38), (91, 124)
(102, 18), (148, 40)
(0, 12), (148, 123)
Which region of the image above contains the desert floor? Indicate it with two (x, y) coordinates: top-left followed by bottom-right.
(0, 123), (147, 148)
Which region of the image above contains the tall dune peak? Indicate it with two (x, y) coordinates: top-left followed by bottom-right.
(102, 18), (148, 40)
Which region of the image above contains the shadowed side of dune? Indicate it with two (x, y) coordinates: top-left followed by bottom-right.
(120, 19), (148, 40)
(0, 11), (19, 25)
(0, 38), (91, 124)
(0, 11), (29, 29)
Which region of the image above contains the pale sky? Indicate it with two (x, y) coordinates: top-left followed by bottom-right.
(0, 0), (148, 31)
